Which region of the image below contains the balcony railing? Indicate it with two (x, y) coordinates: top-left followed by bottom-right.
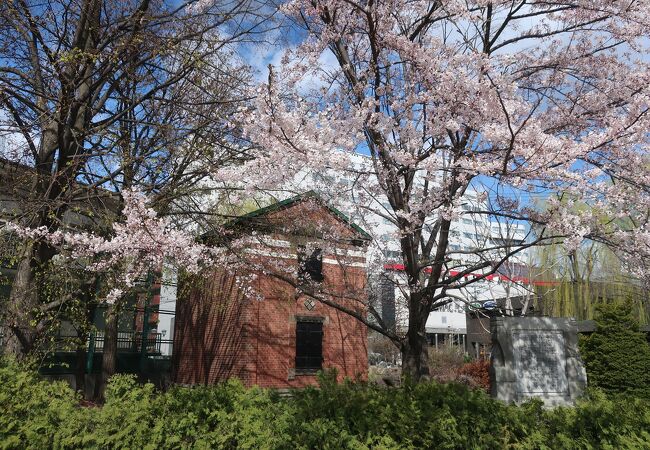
(50, 331), (164, 354)
(91, 331), (162, 353)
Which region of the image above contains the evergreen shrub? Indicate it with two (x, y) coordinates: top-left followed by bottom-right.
(2, 359), (650, 449)
(579, 301), (650, 398)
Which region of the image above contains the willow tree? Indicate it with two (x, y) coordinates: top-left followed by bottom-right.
(535, 240), (649, 324)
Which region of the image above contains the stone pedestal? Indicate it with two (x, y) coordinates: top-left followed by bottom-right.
(490, 317), (587, 407)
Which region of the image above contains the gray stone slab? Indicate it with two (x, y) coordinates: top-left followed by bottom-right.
(490, 317), (587, 407)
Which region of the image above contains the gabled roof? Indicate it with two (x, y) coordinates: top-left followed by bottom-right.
(229, 191), (372, 241)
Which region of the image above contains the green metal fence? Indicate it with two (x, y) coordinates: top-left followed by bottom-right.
(40, 305), (175, 377)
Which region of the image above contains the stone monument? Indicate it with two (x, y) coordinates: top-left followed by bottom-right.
(490, 317), (587, 406)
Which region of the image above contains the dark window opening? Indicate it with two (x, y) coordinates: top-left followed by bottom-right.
(298, 247), (324, 283)
(295, 319), (323, 372)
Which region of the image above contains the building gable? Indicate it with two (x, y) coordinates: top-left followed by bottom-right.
(227, 191), (371, 246)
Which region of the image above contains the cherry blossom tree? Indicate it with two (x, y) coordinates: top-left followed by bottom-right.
(3, 187), (222, 396)
(6, 189), (215, 302)
(4, 0), (649, 385)
(229, 0), (650, 380)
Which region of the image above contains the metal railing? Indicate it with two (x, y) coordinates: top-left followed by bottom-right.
(91, 331), (162, 353)
(50, 331), (164, 354)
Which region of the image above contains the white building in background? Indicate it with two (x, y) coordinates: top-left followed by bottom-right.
(278, 152), (532, 342)
(157, 267), (178, 356)
(196, 151), (532, 346)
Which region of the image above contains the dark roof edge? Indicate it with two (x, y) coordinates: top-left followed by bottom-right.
(231, 191), (372, 241)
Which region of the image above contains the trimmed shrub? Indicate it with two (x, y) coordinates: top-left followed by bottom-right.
(0, 358), (83, 449)
(1, 359), (650, 449)
(579, 301), (650, 398)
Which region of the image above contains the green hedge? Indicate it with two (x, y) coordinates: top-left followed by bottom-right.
(2, 360), (650, 449)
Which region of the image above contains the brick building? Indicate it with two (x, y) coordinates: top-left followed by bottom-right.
(172, 192), (370, 388)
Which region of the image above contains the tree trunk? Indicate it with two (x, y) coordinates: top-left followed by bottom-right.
(400, 312), (430, 382)
(3, 243), (39, 358)
(96, 305), (118, 401)
(77, 297), (98, 399)
(3, 0), (101, 359)
(0, 324), (32, 357)
(75, 344), (87, 395)
(4, 159), (61, 359)
(569, 251), (583, 320)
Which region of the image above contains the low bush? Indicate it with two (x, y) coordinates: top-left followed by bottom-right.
(2, 359), (650, 449)
(0, 358), (81, 449)
(428, 346), (466, 383)
(456, 359), (490, 392)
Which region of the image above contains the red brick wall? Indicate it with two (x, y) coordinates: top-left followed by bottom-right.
(173, 266), (368, 388)
(172, 269), (252, 385)
(172, 200), (369, 388)
(245, 293), (368, 388)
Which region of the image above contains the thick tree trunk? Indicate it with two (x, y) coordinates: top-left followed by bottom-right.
(3, 243), (39, 357)
(2, 0), (101, 359)
(4, 156), (62, 358)
(96, 305), (118, 401)
(400, 312), (430, 382)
